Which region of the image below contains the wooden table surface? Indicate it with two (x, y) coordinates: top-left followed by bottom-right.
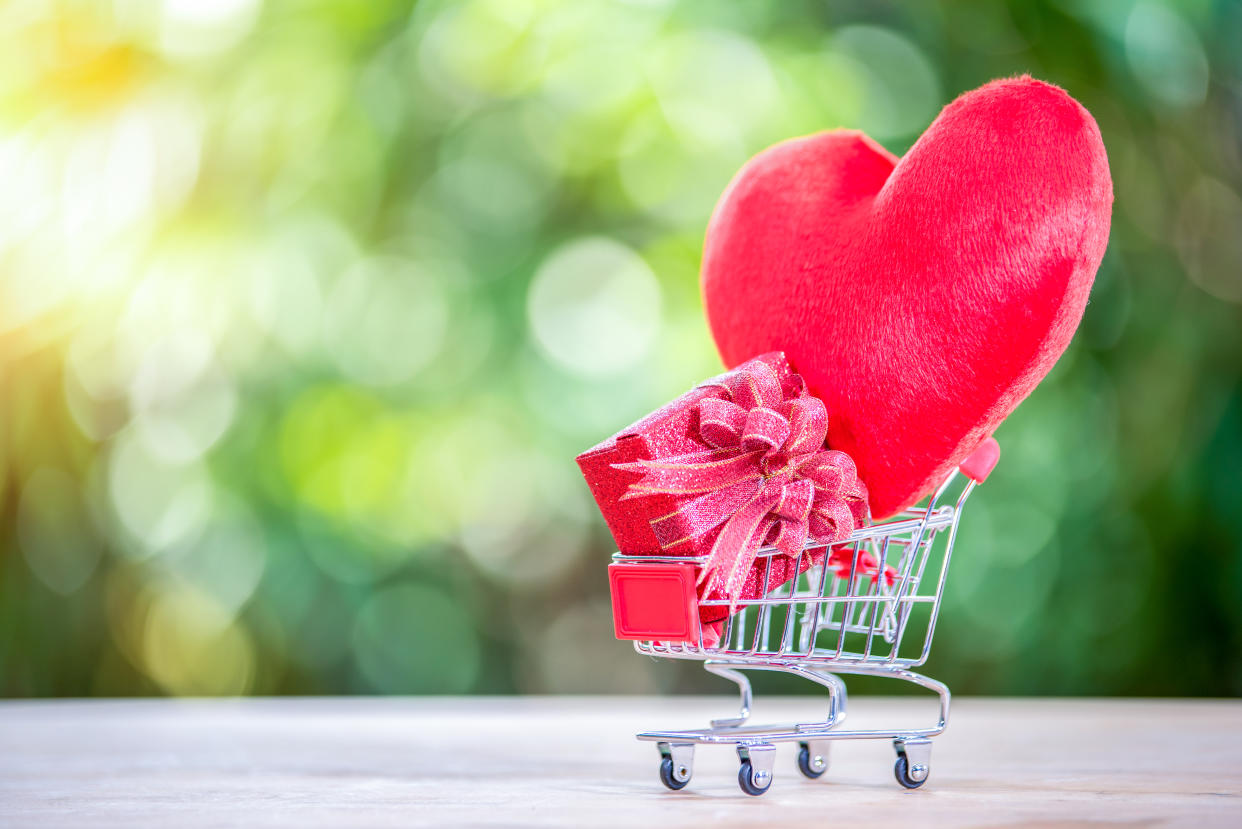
(1, 696), (1239, 827)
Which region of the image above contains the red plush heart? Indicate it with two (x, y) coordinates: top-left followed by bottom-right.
(702, 76), (1113, 518)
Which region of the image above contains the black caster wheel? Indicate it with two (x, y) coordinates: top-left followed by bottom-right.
(796, 743), (827, 779)
(659, 756), (690, 791)
(737, 759), (773, 796)
(894, 755), (928, 789)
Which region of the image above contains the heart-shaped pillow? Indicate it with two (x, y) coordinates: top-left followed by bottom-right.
(702, 76), (1113, 518)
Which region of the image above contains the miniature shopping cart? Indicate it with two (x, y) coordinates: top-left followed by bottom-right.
(607, 438), (999, 795)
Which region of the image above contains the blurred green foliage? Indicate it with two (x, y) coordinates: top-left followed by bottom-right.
(1, 0), (1239, 698)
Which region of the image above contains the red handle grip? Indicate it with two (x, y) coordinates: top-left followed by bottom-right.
(958, 437), (1000, 483)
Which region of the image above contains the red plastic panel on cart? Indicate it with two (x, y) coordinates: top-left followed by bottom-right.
(608, 562), (699, 642)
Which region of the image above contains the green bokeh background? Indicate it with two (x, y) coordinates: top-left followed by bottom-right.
(1, 0), (1240, 698)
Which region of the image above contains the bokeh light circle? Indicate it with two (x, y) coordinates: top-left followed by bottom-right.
(1177, 178), (1242, 303)
(1124, 2), (1209, 108)
(527, 236), (661, 376)
(161, 498), (268, 615)
(129, 329), (238, 463)
(830, 25), (940, 140)
(352, 582), (481, 693)
(323, 257), (449, 386)
(18, 467), (103, 595)
(108, 429), (213, 555)
(141, 584), (256, 696)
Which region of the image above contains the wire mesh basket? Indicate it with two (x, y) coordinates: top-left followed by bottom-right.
(607, 437), (999, 795)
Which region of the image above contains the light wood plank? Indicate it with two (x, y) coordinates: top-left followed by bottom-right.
(1, 697), (1239, 827)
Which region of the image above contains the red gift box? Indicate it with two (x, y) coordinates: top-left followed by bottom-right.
(578, 353), (868, 623)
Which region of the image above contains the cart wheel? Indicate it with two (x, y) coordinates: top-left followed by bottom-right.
(737, 759), (772, 796)
(894, 755), (928, 789)
(796, 743), (827, 780)
(659, 756), (690, 791)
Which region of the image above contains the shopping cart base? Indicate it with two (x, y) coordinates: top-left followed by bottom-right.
(640, 664), (947, 795)
(619, 452), (999, 796)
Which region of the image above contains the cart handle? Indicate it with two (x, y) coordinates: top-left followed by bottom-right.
(958, 437), (1000, 483)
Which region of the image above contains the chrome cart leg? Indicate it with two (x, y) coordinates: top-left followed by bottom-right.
(808, 669), (848, 728)
(736, 744), (776, 796)
(892, 669), (950, 734)
(704, 663), (752, 728)
(656, 742), (695, 791)
(893, 737), (932, 789)
(796, 740), (831, 780)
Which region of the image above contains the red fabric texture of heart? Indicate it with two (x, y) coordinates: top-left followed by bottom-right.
(702, 76), (1113, 518)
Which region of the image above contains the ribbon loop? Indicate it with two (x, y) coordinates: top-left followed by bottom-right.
(717, 359), (782, 412)
(697, 397), (746, 448)
(741, 407), (790, 454)
(784, 396), (829, 456)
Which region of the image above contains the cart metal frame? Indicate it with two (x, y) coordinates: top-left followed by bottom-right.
(610, 440), (997, 794)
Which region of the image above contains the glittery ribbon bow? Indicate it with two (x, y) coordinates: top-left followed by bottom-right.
(614, 360), (867, 609)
